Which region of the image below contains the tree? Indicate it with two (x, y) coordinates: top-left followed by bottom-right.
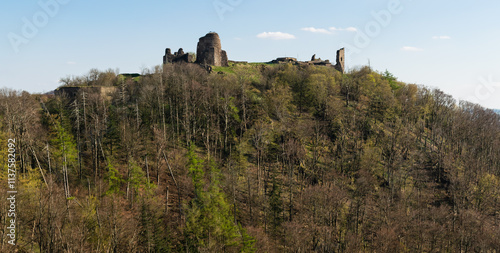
(184, 145), (255, 252)
(268, 178), (283, 236)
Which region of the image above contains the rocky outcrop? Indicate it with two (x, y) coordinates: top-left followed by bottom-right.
(196, 32), (228, 67)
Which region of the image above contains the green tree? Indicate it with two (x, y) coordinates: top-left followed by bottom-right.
(138, 199), (171, 252)
(105, 160), (124, 195)
(184, 145), (255, 252)
(50, 116), (78, 199)
(383, 70), (401, 90)
(268, 178), (283, 235)
(127, 159), (155, 200)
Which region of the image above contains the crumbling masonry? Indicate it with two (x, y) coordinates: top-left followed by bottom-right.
(269, 48), (345, 73)
(163, 48), (194, 64)
(335, 48), (345, 73)
(163, 32), (228, 67)
(195, 32), (228, 67)
(162, 32), (344, 73)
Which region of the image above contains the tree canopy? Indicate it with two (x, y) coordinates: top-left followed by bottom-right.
(0, 63), (498, 252)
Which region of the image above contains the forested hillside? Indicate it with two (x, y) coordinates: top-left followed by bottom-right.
(0, 62), (499, 252)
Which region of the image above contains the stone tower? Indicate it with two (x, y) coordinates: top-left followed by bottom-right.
(335, 48), (345, 73)
(196, 32), (228, 67)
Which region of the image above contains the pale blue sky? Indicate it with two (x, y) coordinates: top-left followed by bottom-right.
(1, 0), (500, 108)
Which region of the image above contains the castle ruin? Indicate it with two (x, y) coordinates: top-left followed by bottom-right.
(162, 32), (343, 72)
(269, 48), (345, 73)
(196, 32), (228, 67)
(335, 48), (345, 73)
(163, 32), (228, 67)
(163, 48), (195, 64)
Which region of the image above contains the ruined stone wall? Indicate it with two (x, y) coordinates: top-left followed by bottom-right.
(335, 48), (345, 73)
(269, 48), (344, 70)
(196, 32), (228, 66)
(221, 50), (228, 67)
(163, 48), (194, 64)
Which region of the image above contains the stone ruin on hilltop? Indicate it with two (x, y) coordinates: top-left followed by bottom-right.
(163, 48), (194, 64)
(163, 32), (228, 67)
(196, 32), (228, 67)
(270, 48), (345, 73)
(163, 32), (345, 73)
(335, 48), (345, 73)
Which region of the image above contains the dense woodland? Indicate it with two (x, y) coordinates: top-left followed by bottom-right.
(0, 62), (499, 252)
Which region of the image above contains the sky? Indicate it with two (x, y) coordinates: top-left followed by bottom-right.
(1, 0), (500, 109)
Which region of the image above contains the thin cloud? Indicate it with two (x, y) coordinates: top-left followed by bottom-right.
(257, 32), (296, 40)
(401, 46), (424, 52)
(67, 61), (77, 65)
(329, 27), (357, 32)
(301, 26), (357, 35)
(432, 35), (451, 40)
(301, 27), (331, 34)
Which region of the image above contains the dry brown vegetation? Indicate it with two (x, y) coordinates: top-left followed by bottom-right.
(0, 63), (498, 252)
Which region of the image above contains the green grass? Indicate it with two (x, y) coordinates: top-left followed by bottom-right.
(212, 66), (236, 74)
(248, 62), (275, 66)
(212, 62), (278, 75)
(117, 74), (141, 83)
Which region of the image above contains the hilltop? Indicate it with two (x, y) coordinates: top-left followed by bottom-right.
(1, 57), (499, 251)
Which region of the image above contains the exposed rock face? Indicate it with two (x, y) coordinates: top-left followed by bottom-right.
(335, 48), (345, 73)
(196, 32), (228, 67)
(163, 48), (194, 64)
